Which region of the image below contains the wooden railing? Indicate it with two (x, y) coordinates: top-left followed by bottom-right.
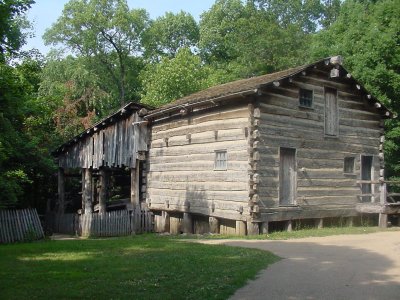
(356, 180), (400, 204)
(0, 209), (44, 243)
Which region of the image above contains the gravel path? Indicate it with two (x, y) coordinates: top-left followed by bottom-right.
(204, 231), (400, 300)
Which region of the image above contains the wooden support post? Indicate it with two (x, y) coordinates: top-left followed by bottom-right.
(379, 181), (388, 228)
(57, 167), (65, 215)
(286, 220), (293, 232)
(130, 162), (140, 208)
(347, 217), (354, 227)
(209, 217), (219, 234)
(98, 168), (109, 215)
(81, 170), (85, 211)
(260, 222), (269, 234)
(83, 168), (93, 214)
(315, 218), (323, 229)
(379, 213), (388, 228)
(183, 213), (193, 234)
(162, 211), (170, 233)
(236, 220), (247, 235)
(247, 221), (259, 235)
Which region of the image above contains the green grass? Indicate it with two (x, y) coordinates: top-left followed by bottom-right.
(0, 235), (279, 300)
(186, 226), (399, 240)
(260, 226), (397, 240)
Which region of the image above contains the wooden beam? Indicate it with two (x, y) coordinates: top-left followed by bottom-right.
(247, 222), (259, 235)
(315, 218), (323, 229)
(260, 222), (269, 234)
(236, 220), (247, 235)
(83, 168), (93, 214)
(286, 220), (293, 232)
(209, 217), (219, 234)
(98, 168), (109, 214)
(162, 211), (170, 233)
(183, 213), (193, 234)
(379, 213), (388, 228)
(131, 162), (140, 208)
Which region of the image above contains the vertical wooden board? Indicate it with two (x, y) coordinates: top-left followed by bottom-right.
(5, 210), (12, 243)
(14, 210), (23, 241)
(325, 87), (338, 136)
(279, 148), (297, 205)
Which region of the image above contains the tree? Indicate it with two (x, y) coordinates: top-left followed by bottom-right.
(0, 0), (34, 60)
(253, 0), (342, 32)
(143, 11), (200, 62)
(140, 48), (210, 107)
(38, 52), (114, 139)
(311, 0), (400, 178)
(44, 0), (150, 106)
(199, 0), (310, 82)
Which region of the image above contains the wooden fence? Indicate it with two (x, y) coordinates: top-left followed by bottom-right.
(0, 209), (44, 243)
(49, 209), (153, 237)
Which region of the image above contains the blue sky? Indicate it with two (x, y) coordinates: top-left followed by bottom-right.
(24, 0), (215, 55)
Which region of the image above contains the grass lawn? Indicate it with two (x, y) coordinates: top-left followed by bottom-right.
(0, 235), (279, 300)
(187, 226), (400, 240)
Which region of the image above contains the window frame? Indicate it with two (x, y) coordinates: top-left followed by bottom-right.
(214, 150), (227, 171)
(343, 156), (356, 175)
(299, 88), (314, 109)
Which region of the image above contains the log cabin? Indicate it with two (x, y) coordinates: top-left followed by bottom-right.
(53, 56), (398, 235)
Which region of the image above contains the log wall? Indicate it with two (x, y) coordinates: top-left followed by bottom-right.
(146, 103), (251, 221)
(254, 69), (383, 221)
(58, 113), (148, 169)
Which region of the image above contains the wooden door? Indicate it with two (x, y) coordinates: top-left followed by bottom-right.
(279, 148), (297, 205)
(361, 155), (373, 202)
(325, 87), (338, 136)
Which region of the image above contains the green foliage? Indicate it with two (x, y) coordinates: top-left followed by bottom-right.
(0, 235), (279, 299)
(38, 52), (116, 139)
(199, 0), (310, 83)
(44, 0), (150, 105)
(140, 48), (210, 107)
(0, 0), (34, 60)
(143, 11), (200, 62)
(0, 57), (58, 209)
(311, 0), (400, 178)
(254, 0), (342, 32)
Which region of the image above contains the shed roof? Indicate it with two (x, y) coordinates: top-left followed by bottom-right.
(52, 102), (151, 156)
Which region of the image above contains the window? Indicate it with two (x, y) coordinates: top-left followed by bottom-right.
(344, 157), (355, 174)
(299, 88), (313, 108)
(215, 150), (227, 170)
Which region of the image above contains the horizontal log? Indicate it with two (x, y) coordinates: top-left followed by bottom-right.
(147, 188), (249, 202)
(149, 203), (248, 221)
(259, 102), (322, 122)
(152, 106), (249, 133)
(148, 170), (250, 183)
(297, 187), (359, 197)
(152, 129), (246, 148)
(152, 117), (248, 140)
(147, 180), (248, 191)
(258, 206), (358, 222)
(149, 140), (247, 156)
(149, 150), (248, 164)
(148, 160), (248, 172)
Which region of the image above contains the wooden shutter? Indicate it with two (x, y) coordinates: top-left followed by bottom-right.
(325, 87), (338, 136)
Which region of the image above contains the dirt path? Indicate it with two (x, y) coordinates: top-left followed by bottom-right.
(204, 232), (400, 300)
